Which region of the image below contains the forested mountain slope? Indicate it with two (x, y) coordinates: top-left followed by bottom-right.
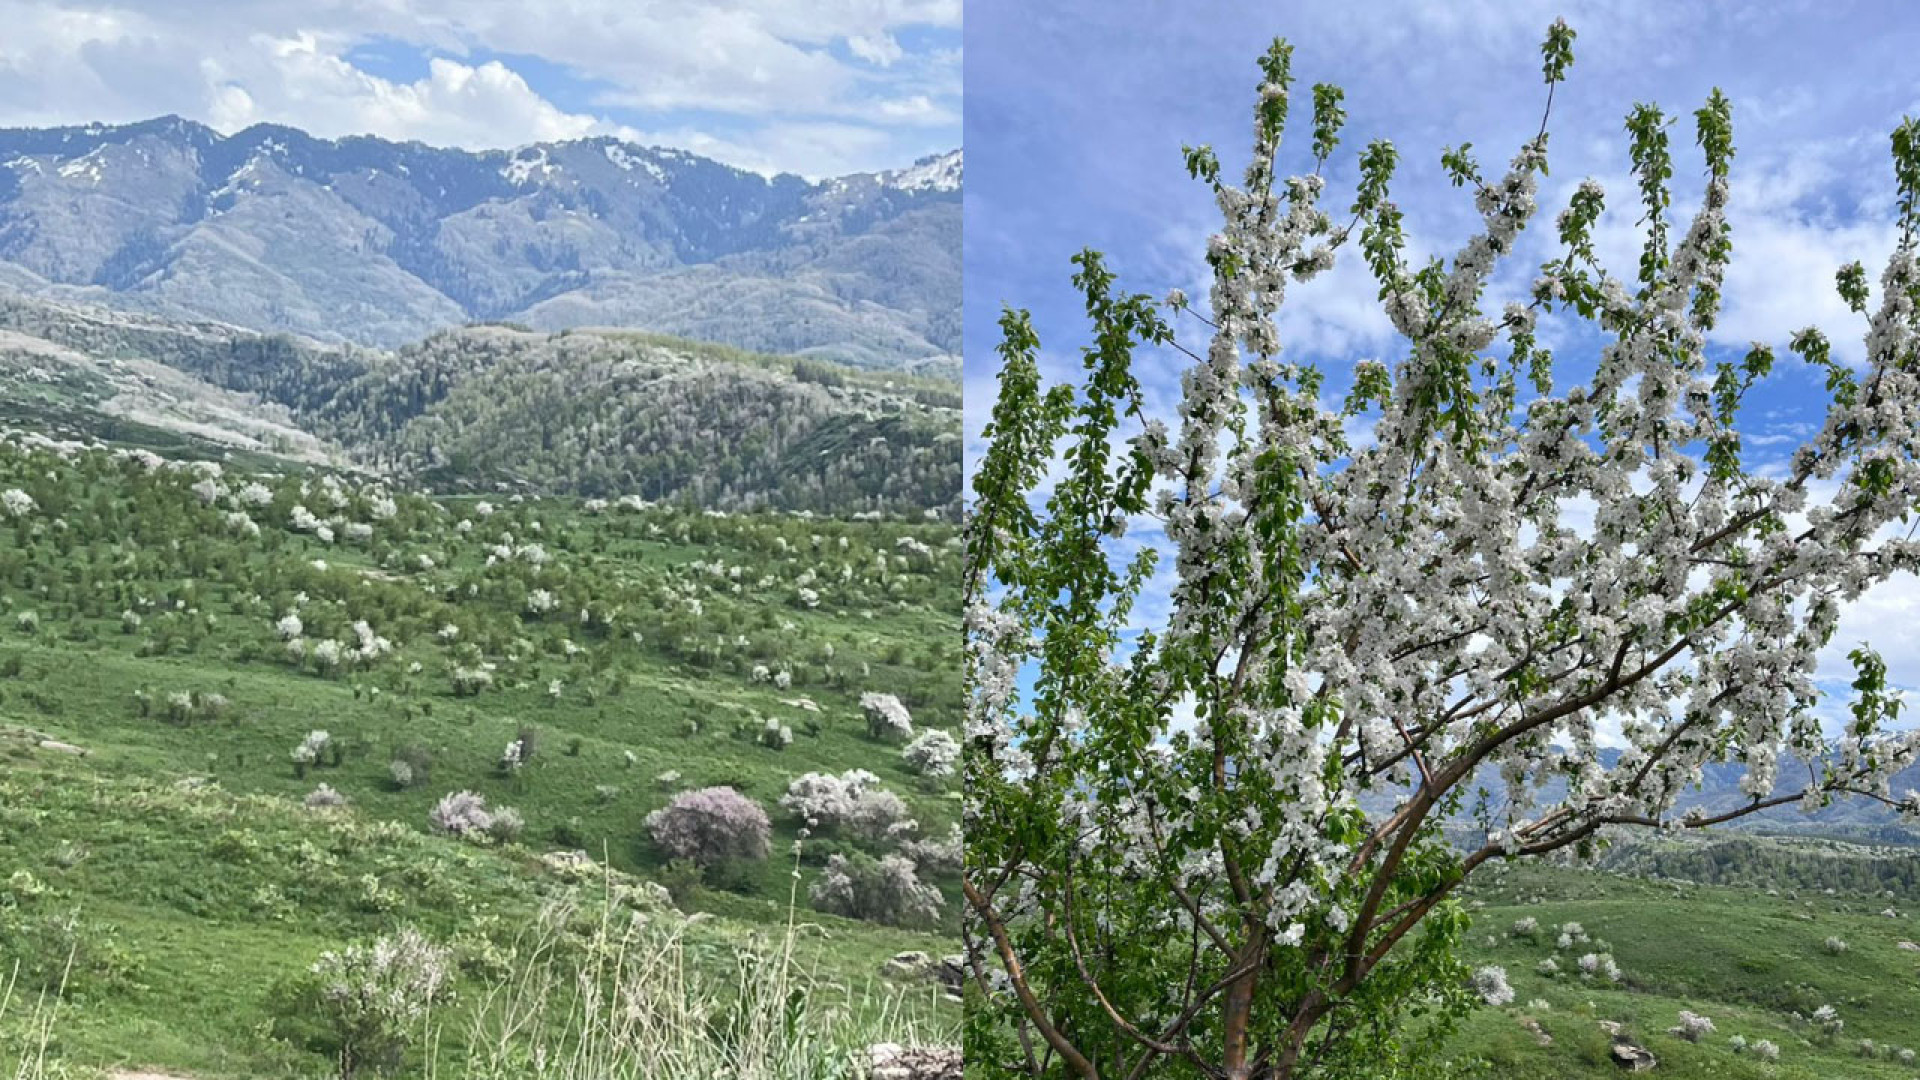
(0, 297), (960, 515)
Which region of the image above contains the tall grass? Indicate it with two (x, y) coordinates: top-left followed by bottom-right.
(1, 952), (70, 1080)
(445, 848), (952, 1080)
(0, 850), (955, 1079)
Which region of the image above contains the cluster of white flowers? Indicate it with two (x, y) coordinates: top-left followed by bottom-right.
(1, 488), (34, 517)
(349, 620), (392, 661)
(308, 926), (449, 1043)
(451, 665), (495, 696)
(901, 729), (960, 777)
(304, 784), (348, 810)
(429, 790), (520, 842)
(965, 42), (1920, 1057)
(1810, 1004), (1843, 1037)
(310, 638), (345, 672)
(1669, 1010), (1715, 1042)
(780, 769), (911, 842)
(860, 692), (914, 741)
(1575, 952), (1620, 982)
(291, 729), (332, 766)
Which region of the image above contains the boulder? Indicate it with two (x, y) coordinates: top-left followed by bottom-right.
(882, 951), (965, 996)
(867, 1043), (962, 1080)
(1610, 1039), (1657, 1072)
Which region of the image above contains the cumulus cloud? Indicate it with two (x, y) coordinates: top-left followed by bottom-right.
(204, 37), (608, 149)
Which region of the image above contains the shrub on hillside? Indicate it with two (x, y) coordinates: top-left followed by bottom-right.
(809, 852), (942, 927)
(286, 927), (450, 1079)
(644, 786), (771, 869)
(389, 744), (432, 789)
(428, 791), (522, 843)
(304, 784), (349, 810)
(901, 729), (959, 777)
(1470, 966), (1513, 1007)
(291, 730), (334, 777)
(779, 769), (910, 843)
(859, 692), (914, 741)
(900, 823), (962, 874)
(1669, 1011), (1715, 1042)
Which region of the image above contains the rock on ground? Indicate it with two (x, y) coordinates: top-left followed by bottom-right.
(881, 950), (965, 997)
(867, 1043), (962, 1080)
(1609, 1038), (1657, 1072)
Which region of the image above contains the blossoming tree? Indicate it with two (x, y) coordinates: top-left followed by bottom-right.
(964, 21), (1920, 1080)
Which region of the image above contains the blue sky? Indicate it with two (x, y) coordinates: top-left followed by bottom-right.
(965, 0), (1920, 734)
(0, 1), (960, 177)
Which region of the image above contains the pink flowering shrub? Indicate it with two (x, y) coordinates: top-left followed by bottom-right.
(644, 786), (771, 868)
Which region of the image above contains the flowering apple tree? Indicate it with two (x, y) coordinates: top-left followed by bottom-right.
(963, 20), (1920, 1080)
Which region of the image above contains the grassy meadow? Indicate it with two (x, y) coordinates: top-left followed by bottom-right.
(1438, 849), (1920, 1079)
(0, 433), (961, 1077)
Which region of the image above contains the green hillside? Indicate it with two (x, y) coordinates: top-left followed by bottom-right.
(0, 432), (961, 1077)
(1437, 847), (1920, 1079)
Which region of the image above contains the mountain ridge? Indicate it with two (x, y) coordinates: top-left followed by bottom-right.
(0, 115), (959, 370)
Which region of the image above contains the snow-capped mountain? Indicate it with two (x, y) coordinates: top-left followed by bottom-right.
(0, 116), (960, 371)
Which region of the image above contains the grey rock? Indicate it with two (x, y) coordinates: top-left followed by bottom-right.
(1610, 1038), (1657, 1071)
(866, 1043), (962, 1080)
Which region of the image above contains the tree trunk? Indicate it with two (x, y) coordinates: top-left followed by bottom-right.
(1221, 935), (1266, 1079)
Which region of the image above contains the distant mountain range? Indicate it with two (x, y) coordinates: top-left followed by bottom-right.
(1426, 747), (1920, 843)
(0, 116), (959, 373)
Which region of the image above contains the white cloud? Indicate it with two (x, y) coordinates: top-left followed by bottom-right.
(1819, 574), (1920, 697)
(203, 38), (608, 149)
(0, 0), (957, 173)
